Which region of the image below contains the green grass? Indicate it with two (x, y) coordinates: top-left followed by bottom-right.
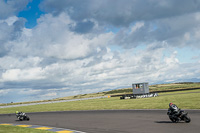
(0, 125), (53, 133)
(0, 90), (199, 114)
(104, 88), (133, 95)
(149, 82), (200, 92)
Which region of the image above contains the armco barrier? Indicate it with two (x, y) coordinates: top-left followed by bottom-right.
(120, 93), (158, 99)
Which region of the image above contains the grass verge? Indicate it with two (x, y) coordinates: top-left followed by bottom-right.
(0, 90), (199, 114)
(0, 125), (53, 133)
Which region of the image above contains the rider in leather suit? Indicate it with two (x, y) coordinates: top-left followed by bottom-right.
(167, 103), (181, 121)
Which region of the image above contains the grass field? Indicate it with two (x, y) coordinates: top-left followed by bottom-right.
(0, 125), (54, 133)
(0, 89), (199, 114)
(149, 82), (200, 92)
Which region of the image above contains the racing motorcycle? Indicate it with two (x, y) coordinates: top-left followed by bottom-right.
(16, 112), (30, 121)
(167, 109), (191, 123)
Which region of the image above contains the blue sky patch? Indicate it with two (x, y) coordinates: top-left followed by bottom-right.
(18, 0), (44, 28)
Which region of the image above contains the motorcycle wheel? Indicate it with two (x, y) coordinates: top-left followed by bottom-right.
(184, 116), (191, 123)
(26, 117), (30, 121)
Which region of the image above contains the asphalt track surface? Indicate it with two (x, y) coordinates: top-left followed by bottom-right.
(0, 110), (199, 133)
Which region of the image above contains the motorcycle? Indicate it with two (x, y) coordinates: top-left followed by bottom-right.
(167, 109), (191, 123)
(16, 112), (30, 121)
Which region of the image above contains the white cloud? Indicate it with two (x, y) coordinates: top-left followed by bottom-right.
(131, 22), (144, 33)
(0, 56), (42, 69)
(40, 0), (200, 26)
(0, 0), (31, 23)
(41, 92), (57, 97)
(8, 13), (114, 60)
(164, 51), (179, 66)
(0, 16), (18, 25)
(0, 89), (10, 96)
(2, 67), (45, 81)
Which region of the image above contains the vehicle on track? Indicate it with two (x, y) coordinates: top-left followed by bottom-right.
(167, 103), (191, 123)
(16, 111), (30, 121)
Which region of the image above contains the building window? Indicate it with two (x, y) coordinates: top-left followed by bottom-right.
(135, 84), (143, 89)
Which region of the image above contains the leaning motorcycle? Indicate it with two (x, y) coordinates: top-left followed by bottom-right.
(16, 112), (30, 121)
(167, 110), (191, 123)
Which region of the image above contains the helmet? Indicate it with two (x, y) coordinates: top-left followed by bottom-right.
(169, 103), (173, 107)
(15, 111), (19, 114)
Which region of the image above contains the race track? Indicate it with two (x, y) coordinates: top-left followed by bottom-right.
(0, 110), (199, 133)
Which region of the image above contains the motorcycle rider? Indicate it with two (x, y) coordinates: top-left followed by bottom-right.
(16, 111), (24, 119)
(167, 103), (181, 121)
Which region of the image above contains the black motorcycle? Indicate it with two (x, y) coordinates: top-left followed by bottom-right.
(167, 109), (191, 123)
(16, 112), (30, 121)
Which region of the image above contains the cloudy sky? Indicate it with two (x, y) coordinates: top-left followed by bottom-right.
(1, 0), (200, 103)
